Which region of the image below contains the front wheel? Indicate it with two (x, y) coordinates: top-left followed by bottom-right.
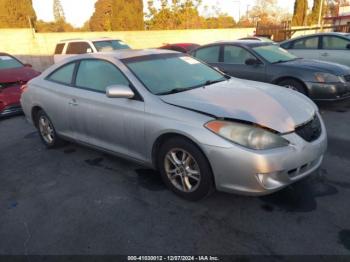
(158, 137), (215, 201)
(277, 79), (307, 96)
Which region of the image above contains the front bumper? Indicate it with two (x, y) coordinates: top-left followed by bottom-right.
(305, 81), (350, 101)
(201, 114), (327, 196)
(0, 104), (22, 118)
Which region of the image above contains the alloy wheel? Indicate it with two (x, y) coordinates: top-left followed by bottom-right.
(38, 115), (55, 144)
(164, 148), (201, 193)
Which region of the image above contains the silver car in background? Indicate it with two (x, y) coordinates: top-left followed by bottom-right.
(280, 32), (350, 67)
(21, 50), (327, 200)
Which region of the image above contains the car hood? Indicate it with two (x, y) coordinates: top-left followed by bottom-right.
(0, 67), (40, 84)
(279, 59), (350, 75)
(160, 78), (316, 133)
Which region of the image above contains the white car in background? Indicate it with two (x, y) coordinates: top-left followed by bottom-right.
(53, 38), (130, 63)
(280, 32), (350, 67)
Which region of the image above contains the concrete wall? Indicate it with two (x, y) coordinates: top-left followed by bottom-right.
(0, 27), (325, 72)
(0, 28), (255, 71)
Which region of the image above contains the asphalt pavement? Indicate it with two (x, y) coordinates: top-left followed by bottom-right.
(0, 101), (349, 256)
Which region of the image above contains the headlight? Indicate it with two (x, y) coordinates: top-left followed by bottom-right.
(314, 73), (345, 83)
(205, 120), (289, 150)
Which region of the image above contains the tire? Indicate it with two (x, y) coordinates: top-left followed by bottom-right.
(36, 110), (64, 148)
(158, 137), (215, 201)
(277, 79), (307, 96)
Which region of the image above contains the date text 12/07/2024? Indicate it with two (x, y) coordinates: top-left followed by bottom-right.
(127, 256), (220, 261)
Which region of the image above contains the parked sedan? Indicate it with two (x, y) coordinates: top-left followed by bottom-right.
(21, 50), (327, 200)
(190, 41), (350, 101)
(159, 43), (200, 53)
(280, 32), (350, 67)
(0, 53), (40, 118)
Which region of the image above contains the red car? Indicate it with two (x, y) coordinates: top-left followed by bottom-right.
(0, 53), (40, 118)
(159, 43), (200, 53)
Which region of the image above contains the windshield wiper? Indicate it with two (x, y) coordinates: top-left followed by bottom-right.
(272, 60), (291, 64)
(272, 58), (301, 64)
(158, 78), (227, 96)
(204, 77), (227, 86)
(158, 87), (191, 95)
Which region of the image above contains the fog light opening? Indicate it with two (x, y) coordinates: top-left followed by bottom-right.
(256, 172), (284, 190)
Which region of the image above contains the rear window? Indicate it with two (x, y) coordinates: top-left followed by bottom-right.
(0, 55), (23, 69)
(194, 46), (220, 63)
(93, 40), (130, 52)
(47, 63), (76, 85)
(54, 43), (65, 55)
(66, 42), (92, 54)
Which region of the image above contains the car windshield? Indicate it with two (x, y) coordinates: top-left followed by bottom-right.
(253, 44), (298, 63)
(124, 54), (226, 95)
(0, 55), (23, 70)
(93, 40), (130, 52)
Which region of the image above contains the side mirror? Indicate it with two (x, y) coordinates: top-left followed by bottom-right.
(86, 48), (93, 53)
(23, 63), (32, 68)
(106, 85), (134, 99)
(346, 43), (350, 50)
(245, 58), (261, 66)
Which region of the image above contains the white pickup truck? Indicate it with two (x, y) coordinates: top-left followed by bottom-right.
(53, 38), (130, 63)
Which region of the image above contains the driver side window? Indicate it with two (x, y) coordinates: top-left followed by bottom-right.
(223, 45), (255, 64)
(75, 59), (129, 93)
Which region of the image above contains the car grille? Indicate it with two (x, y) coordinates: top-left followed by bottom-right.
(0, 82), (22, 89)
(343, 75), (350, 82)
(1, 104), (22, 116)
(295, 115), (322, 142)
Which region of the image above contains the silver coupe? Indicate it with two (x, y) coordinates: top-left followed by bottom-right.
(20, 49), (327, 200)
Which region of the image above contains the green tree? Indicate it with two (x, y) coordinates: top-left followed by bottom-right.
(89, 0), (113, 31)
(35, 19), (76, 32)
(245, 0), (291, 25)
(53, 0), (65, 22)
(89, 0), (144, 31)
(309, 0), (326, 25)
(292, 0), (308, 26)
(146, 0), (235, 30)
(206, 15), (236, 29)
(111, 0), (144, 30)
(0, 0), (36, 28)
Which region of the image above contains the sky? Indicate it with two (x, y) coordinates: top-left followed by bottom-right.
(32, 0), (296, 27)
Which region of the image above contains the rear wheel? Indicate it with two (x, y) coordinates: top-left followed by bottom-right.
(277, 79), (307, 96)
(36, 110), (64, 148)
(158, 137), (215, 201)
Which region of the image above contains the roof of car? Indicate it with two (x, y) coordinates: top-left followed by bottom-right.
(60, 49), (179, 63)
(206, 40), (273, 48)
(281, 32), (350, 43)
(59, 37), (122, 43)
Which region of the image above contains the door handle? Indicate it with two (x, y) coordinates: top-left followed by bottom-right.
(321, 52), (329, 57)
(68, 99), (78, 106)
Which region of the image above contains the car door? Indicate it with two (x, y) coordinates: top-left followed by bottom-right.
(218, 45), (266, 82)
(44, 62), (79, 138)
(286, 36), (321, 60)
(320, 35), (350, 67)
(71, 58), (145, 160)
